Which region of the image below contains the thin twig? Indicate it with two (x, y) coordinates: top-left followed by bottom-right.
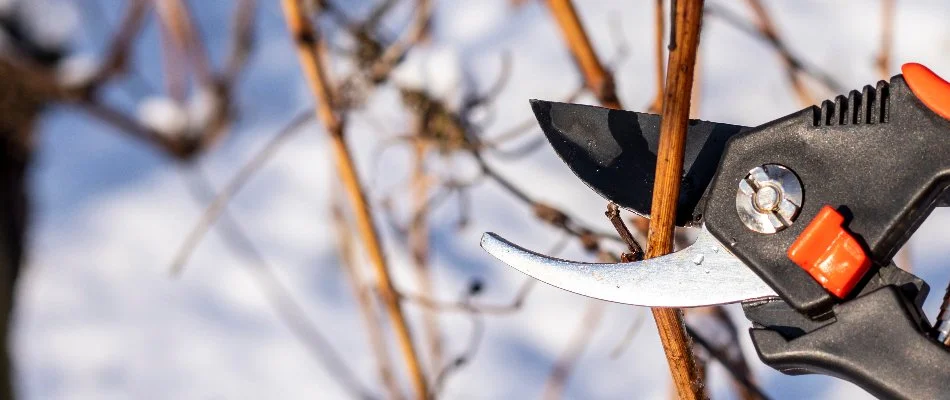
(156, 0), (215, 86)
(473, 152), (622, 248)
(646, 1), (707, 398)
(225, 0), (259, 83)
(876, 0), (895, 81)
(705, 307), (760, 400)
(705, 2), (845, 106)
(73, 100), (197, 158)
(429, 286), (488, 397)
(685, 324), (771, 400)
(605, 202), (643, 260)
(332, 190), (404, 400)
(409, 139), (444, 376)
(609, 311), (647, 359)
(545, 0), (622, 109)
(369, 0), (434, 82)
(481, 84), (584, 148)
(179, 169), (377, 400)
(281, 2), (429, 398)
(742, 0), (813, 106)
(170, 109), (314, 275)
(81, 0), (151, 92)
(541, 299), (605, 400)
(400, 279), (537, 316)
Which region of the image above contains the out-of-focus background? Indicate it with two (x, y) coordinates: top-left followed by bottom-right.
(2, 0), (949, 399)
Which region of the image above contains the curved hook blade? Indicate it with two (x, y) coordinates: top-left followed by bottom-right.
(481, 228), (776, 307)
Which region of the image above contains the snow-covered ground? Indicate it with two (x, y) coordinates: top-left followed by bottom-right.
(10, 0), (950, 398)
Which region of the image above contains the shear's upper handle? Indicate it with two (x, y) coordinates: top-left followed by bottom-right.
(703, 65), (950, 316)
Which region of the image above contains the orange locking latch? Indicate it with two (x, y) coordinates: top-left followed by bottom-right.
(787, 206), (871, 299)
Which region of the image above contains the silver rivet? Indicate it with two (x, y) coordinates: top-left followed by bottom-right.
(735, 164), (803, 233)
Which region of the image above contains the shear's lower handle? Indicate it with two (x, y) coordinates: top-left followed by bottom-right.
(747, 286), (950, 400)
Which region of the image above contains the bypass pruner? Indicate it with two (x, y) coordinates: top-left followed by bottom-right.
(481, 63), (950, 399)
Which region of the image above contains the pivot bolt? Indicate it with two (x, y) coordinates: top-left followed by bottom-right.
(735, 164), (803, 234)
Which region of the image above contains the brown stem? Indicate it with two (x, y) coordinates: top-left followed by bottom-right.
(649, 0), (666, 113)
(225, 0), (258, 83)
(280, 1), (429, 398)
(545, 0), (622, 109)
(646, 1), (707, 399)
(332, 192), (404, 400)
(877, 0), (895, 81)
(410, 140), (444, 376)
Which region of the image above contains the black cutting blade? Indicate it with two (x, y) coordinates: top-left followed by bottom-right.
(531, 100), (751, 226)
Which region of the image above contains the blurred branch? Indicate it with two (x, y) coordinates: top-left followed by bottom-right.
(400, 278), (537, 315)
(705, 2), (845, 106)
(876, 0), (895, 80)
(333, 191), (404, 400)
(280, 2), (429, 398)
(480, 84), (584, 152)
(81, 0), (151, 92)
(157, 15), (189, 101)
(476, 152), (622, 248)
(409, 139), (444, 376)
(396, 85), (623, 253)
(609, 311), (647, 359)
(369, 0), (433, 82)
(544, 0), (622, 109)
(156, 0), (215, 85)
(685, 324), (771, 400)
(429, 285), (488, 397)
(74, 100), (199, 158)
(170, 109), (314, 275)
(179, 169), (377, 400)
(705, 307), (760, 400)
(225, 0), (259, 83)
(542, 299), (605, 400)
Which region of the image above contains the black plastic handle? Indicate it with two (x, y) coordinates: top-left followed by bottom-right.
(703, 75), (950, 315)
(748, 286), (950, 400)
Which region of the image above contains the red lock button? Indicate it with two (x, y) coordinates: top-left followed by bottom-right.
(787, 206), (871, 299)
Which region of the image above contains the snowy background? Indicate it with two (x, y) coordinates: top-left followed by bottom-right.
(9, 0), (950, 398)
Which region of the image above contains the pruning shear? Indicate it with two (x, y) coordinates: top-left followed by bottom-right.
(481, 62), (950, 399)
